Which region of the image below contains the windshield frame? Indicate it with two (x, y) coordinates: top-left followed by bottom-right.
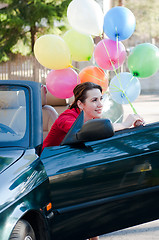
(0, 84), (30, 148)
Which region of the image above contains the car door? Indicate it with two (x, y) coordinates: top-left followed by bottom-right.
(41, 123), (159, 240)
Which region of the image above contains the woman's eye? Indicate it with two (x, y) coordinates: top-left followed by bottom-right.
(92, 98), (97, 102)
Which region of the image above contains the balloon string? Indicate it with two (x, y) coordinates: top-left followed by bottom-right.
(111, 83), (137, 114)
(124, 75), (135, 92)
(98, 35), (137, 114)
(99, 36), (119, 79)
(69, 64), (79, 71)
(115, 27), (120, 72)
(123, 93), (137, 114)
(100, 37), (126, 99)
(116, 35), (120, 71)
(115, 34), (124, 91)
(70, 64), (107, 83)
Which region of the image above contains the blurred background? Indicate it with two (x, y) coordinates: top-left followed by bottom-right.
(0, 0), (159, 93)
(0, 0), (159, 126)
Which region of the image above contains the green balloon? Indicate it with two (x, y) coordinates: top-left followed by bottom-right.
(63, 29), (94, 62)
(128, 43), (159, 78)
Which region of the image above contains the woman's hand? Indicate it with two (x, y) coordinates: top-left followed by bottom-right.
(113, 114), (145, 131)
(123, 114), (145, 128)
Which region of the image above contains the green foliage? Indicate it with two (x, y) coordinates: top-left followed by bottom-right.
(0, 0), (72, 62)
(2, 0), (158, 62)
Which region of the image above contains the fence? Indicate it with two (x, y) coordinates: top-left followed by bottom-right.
(0, 51), (159, 93)
(0, 54), (50, 83)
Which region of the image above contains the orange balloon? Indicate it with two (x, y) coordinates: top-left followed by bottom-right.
(79, 66), (108, 92)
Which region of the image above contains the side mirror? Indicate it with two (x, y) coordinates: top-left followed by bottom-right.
(61, 111), (114, 145)
(77, 118), (114, 142)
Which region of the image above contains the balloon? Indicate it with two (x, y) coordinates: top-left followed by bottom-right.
(67, 0), (104, 36)
(46, 68), (80, 99)
(79, 66), (108, 92)
(109, 72), (141, 104)
(34, 34), (71, 70)
(103, 6), (136, 41)
(128, 43), (159, 78)
(102, 93), (123, 123)
(94, 38), (126, 70)
(63, 29), (94, 61)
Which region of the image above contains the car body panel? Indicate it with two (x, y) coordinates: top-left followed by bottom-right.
(0, 149), (24, 173)
(41, 123), (159, 239)
(41, 123), (159, 209)
(0, 148), (50, 240)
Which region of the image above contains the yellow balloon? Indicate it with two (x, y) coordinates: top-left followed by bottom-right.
(63, 29), (94, 61)
(34, 34), (71, 70)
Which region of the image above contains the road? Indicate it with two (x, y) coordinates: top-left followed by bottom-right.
(99, 92), (159, 239)
(122, 93), (159, 124)
(100, 219), (159, 239)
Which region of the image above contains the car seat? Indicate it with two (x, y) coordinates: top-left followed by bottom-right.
(41, 85), (58, 140)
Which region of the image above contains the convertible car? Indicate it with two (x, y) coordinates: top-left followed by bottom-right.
(0, 80), (159, 240)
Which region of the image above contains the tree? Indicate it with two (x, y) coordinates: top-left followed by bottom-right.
(0, 0), (71, 61)
(118, 0), (124, 6)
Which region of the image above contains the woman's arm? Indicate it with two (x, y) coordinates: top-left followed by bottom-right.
(113, 114), (145, 131)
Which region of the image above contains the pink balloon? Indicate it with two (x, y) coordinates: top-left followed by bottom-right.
(94, 38), (126, 70)
(46, 68), (80, 99)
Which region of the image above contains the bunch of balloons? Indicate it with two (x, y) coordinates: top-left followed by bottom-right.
(34, 0), (159, 113)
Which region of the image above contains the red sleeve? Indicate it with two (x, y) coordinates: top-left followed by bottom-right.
(42, 108), (80, 150)
(57, 112), (77, 133)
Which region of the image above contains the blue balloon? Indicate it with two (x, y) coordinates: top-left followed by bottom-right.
(103, 7), (136, 41)
(109, 72), (141, 104)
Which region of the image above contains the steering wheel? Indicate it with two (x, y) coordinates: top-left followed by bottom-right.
(0, 123), (16, 134)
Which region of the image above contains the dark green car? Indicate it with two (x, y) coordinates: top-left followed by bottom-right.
(0, 80), (159, 240)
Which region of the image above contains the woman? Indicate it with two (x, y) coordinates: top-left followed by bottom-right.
(42, 81), (144, 150)
(42, 82), (144, 240)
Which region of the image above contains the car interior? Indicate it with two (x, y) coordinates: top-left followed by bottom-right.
(0, 90), (26, 137)
(41, 86), (74, 140)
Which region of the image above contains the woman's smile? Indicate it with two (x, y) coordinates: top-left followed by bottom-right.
(78, 88), (103, 121)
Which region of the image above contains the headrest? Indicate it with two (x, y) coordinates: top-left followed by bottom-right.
(41, 85), (47, 106)
(0, 91), (19, 109)
(46, 91), (67, 106)
(42, 85), (74, 107)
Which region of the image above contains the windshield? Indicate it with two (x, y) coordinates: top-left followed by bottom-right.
(0, 86), (26, 142)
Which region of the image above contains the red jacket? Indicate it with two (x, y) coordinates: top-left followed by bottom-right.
(42, 108), (80, 150)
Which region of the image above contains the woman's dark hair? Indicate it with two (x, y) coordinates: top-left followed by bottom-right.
(69, 82), (102, 109)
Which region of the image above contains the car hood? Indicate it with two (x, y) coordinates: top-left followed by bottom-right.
(0, 149), (25, 174)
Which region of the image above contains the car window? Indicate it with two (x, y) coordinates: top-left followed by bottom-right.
(0, 87), (26, 142)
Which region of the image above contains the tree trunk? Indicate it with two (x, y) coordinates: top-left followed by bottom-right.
(118, 0), (124, 6)
(30, 26), (37, 53)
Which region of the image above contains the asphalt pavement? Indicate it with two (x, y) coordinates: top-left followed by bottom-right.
(100, 219), (159, 239)
(122, 92), (159, 124)
(100, 92), (159, 240)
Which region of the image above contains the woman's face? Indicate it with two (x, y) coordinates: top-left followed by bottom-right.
(78, 88), (103, 121)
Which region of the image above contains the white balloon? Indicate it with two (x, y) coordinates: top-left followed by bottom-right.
(67, 0), (104, 36)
